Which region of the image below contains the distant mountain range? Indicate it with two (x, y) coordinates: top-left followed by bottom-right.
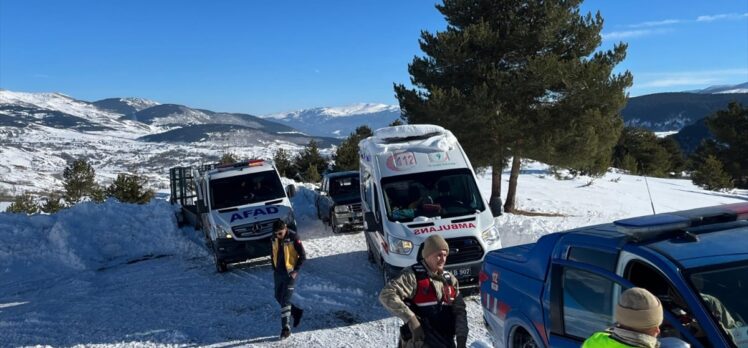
(0, 89), (339, 195)
(262, 103), (401, 137)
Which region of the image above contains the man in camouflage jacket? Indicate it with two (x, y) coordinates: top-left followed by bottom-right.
(379, 234), (468, 348)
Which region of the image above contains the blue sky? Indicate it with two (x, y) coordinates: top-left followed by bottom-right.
(1, 0), (746, 115)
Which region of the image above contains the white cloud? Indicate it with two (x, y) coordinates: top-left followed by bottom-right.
(635, 69), (748, 88)
(628, 19), (681, 28)
(602, 28), (671, 40)
(696, 12), (748, 22)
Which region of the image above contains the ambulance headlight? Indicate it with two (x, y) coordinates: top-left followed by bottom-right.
(481, 224), (501, 249)
(218, 225), (233, 239)
(388, 235), (413, 255)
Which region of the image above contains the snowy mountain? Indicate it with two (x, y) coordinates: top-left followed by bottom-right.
(0, 89), (337, 197)
(621, 92), (748, 132)
(92, 97), (160, 117)
(263, 103), (401, 137)
(1, 163), (745, 346)
(693, 81), (748, 94)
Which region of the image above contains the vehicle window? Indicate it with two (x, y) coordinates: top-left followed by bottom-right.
(689, 262), (748, 348)
(625, 260), (704, 344)
(562, 268), (620, 338)
(380, 168), (485, 222)
(330, 176), (360, 199)
(568, 247), (618, 272)
(209, 171), (285, 210)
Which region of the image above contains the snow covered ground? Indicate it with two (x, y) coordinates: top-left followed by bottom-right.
(1, 162), (746, 347)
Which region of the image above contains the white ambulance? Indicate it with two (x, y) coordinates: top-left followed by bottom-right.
(358, 124), (502, 288)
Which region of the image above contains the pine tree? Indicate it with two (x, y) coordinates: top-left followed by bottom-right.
(63, 159), (97, 204)
(613, 128), (670, 177)
(90, 185), (107, 203)
(106, 174), (155, 204)
(273, 148), (296, 178)
(293, 140), (328, 181)
(304, 163), (321, 183)
(40, 193), (64, 213)
(658, 136), (686, 176)
(388, 119), (404, 126)
(333, 125), (372, 171)
(395, 0), (632, 213)
(692, 155), (733, 191)
(620, 154), (638, 174)
(7, 193), (38, 214)
(219, 152), (239, 165)
(705, 102), (748, 188)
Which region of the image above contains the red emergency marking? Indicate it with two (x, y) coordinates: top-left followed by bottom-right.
(413, 222), (476, 235)
(497, 301), (510, 320)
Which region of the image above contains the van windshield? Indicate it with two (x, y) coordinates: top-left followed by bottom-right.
(209, 170), (285, 210)
(381, 168), (485, 222)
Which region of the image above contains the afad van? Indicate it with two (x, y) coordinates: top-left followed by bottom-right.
(358, 124), (502, 288)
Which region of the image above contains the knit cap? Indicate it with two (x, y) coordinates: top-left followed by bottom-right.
(616, 287), (663, 330)
(421, 234), (449, 259)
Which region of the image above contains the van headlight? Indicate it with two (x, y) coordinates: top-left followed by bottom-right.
(482, 224), (501, 247)
(218, 225), (233, 239)
(388, 235), (413, 255)
(334, 205), (350, 213)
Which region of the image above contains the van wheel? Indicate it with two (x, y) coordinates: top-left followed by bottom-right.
(213, 246), (227, 273)
(511, 328), (538, 348)
(366, 239), (376, 264)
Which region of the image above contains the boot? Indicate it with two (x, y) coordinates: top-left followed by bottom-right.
(291, 305), (304, 327)
(280, 327), (291, 339)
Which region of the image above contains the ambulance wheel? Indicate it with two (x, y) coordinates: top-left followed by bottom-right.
(213, 246), (227, 273)
(366, 239), (375, 264)
(510, 327), (538, 348)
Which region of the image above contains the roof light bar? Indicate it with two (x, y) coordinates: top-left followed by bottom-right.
(614, 203), (748, 242)
(724, 202), (748, 220)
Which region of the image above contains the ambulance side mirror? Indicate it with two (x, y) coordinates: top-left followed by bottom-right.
(286, 184), (296, 198)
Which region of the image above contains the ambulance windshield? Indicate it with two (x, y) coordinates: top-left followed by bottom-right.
(381, 168), (485, 222)
(210, 170), (285, 210)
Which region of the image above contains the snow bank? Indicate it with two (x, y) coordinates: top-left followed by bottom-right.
(0, 199), (207, 280)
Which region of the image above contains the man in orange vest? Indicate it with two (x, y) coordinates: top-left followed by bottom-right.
(271, 220), (306, 339)
(379, 234), (468, 348)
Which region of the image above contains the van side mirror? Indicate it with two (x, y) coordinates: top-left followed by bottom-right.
(659, 337), (690, 348)
(364, 212), (379, 232)
(286, 184), (296, 198)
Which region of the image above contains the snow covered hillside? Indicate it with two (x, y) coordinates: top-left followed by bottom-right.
(0, 89), (336, 196)
(1, 162), (745, 347)
(262, 103), (401, 137)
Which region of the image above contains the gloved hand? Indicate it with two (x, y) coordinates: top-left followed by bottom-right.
(408, 316), (425, 342)
(457, 335), (467, 348)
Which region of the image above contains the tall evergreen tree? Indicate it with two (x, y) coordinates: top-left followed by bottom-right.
(273, 148), (296, 178)
(333, 125), (373, 171)
(63, 159), (97, 204)
(613, 127), (670, 177)
(395, 0), (631, 213)
(293, 140), (328, 181)
(705, 102), (748, 188)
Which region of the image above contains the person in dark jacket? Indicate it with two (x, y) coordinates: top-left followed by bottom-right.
(379, 234), (468, 348)
(271, 220), (306, 339)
